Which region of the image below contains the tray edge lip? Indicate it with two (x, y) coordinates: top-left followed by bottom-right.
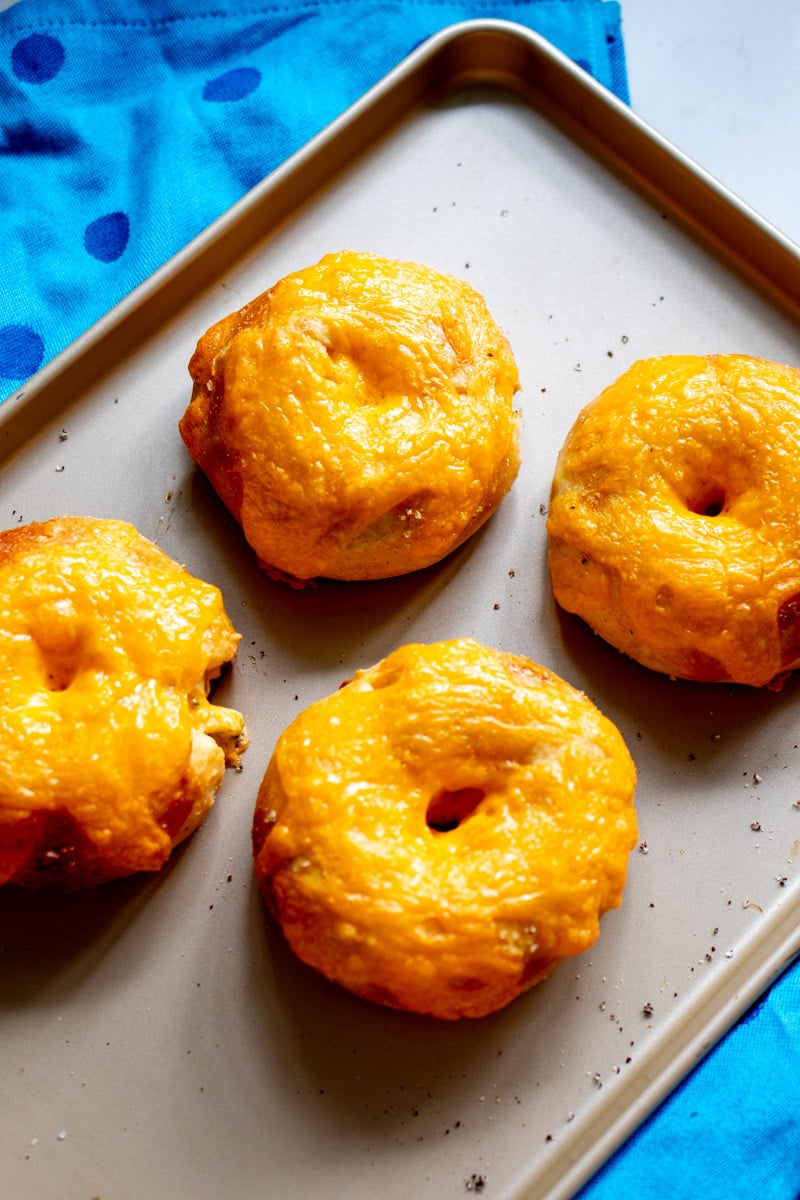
(509, 893), (800, 1200)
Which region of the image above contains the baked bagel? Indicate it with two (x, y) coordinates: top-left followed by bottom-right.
(252, 638), (637, 1020)
(547, 354), (800, 686)
(0, 517), (248, 889)
(179, 250), (521, 583)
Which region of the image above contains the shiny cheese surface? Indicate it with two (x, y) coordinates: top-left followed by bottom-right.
(253, 638), (637, 1020)
(0, 517), (247, 888)
(180, 250), (521, 583)
(548, 354), (800, 686)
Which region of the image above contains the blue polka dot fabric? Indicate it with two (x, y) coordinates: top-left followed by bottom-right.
(0, 0), (628, 401)
(11, 30), (64, 81)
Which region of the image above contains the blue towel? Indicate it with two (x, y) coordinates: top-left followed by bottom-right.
(0, 0), (627, 400)
(579, 968), (800, 1200)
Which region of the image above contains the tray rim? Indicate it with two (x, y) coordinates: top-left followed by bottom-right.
(4, 18), (800, 1200)
(530, 902), (800, 1200)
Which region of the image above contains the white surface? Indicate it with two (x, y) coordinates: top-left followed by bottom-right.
(622, 0), (800, 247)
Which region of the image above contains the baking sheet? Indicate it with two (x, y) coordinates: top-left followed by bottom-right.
(3, 20), (800, 1200)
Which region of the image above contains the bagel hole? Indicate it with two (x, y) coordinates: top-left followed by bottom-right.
(426, 786), (485, 833)
(44, 659), (80, 692)
(687, 487), (726, 517)
(31, 611), (84, 692)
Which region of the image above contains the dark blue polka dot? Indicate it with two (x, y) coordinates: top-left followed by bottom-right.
(0, 324), (44, 379)
(84, 212), (130, 263)
(202, 67), (261, 103)
(11, 34), (65, 84)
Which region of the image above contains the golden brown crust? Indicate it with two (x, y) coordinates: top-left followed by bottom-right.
(252, 638), (637, 1020)
(547, 354), (800, 686)
(0, 516), (248, 890)
(180, 250), (521, 583)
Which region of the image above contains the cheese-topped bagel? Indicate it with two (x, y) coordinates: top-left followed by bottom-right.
(180, 250), (521, 584)
(0, 517), (247, 889)
(548, 354), (800, 686)
(253, 638), (637, 1020)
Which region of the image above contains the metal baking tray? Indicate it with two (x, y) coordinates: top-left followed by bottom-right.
(3, 19), (800, 1200)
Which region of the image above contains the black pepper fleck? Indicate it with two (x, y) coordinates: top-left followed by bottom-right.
(466, 1175), (486, 1193)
